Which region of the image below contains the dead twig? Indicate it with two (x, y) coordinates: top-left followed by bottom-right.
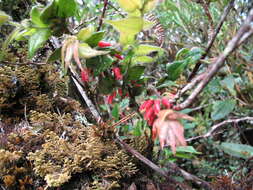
(187, 117), (253, 142)
(115, 135), (193, 190)
(97, 0), (109, 31)
(188, 0), (235, 81)
(175, 8), (253, 110)
(116, 135), (214, 189)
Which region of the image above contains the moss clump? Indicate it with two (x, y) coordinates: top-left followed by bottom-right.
(0, 64), (68, 123)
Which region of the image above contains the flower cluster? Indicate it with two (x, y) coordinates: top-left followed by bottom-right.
(139, 97), (173, 126)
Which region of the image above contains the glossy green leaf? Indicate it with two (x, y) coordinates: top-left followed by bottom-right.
(135, 44), (164, 56)
(211, 99), (236, 120)
(57, 0), (77, 18)
(106, 17), (143, 45)
(30, 6), (47, 27)
(77, 26), (95, 42)
(28, 28), (51, 58)
(0, 10), (11, 26)
(220, 143), (253, 159)
(85, 31), (105, 47)
(78, 43), (109, 59)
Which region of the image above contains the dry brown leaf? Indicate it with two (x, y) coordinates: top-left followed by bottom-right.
(152, 109), (194, 154)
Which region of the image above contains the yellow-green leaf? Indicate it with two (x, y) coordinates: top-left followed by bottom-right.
(77, 26), (95, 42)
(0, 10), (11, 26)
(106, 17), (143, 45)
(143, 19), (155, 30)
(78, 43), (109, 59)
(132, 55), (154, 64)
(135, 44), (164, 56)
(143, 0), (158, 13)
(117, 0), (143, 13)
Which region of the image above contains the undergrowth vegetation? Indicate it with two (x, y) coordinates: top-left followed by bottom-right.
(0, 0), (253, 189)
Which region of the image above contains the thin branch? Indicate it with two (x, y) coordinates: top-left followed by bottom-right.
(107, 2), (125, 17)
(202, 0), (215, 41)
(97, 0), (109, 31)
(69, 66), (102, 122)
(188, 0), (235, 81)
(116, 135), (213, 190)
(187, 117), (253, 142)
(175, 8), (253, 110)
(115, 135), (193, 190)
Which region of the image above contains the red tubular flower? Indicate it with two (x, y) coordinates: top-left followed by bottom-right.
(112, 67), (123, 80)
(107, 91), (117, 104)
(144, 107), (154, 121)
(139, 99), (154, 112)
(148, 113), (156, 126)
(153, 100), (161, 115)
(161, 97), (172, 109)
(114, 54), (124, 60)
(118, 88), (123, 97)
(81, 69), (89, 82)
(98, 41), (111, 48)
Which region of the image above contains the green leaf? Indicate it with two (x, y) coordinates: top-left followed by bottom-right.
(220, 75), (236, 96)
(0, 10), (11, 26)
(40, 0), (57, 23)
(57, 0), (77, 18)
(112, 104), (120, 121)
(28, 28), (51, 58)
(133, 120), (142, 136)
(176, 146), (201, 154)
(135, 44), (164, 56)
(156, 80), (177, 89)
(166, 60), (189, 81)
(30, 6), (48, 27)
(93, 56), (114, 76)
(77, 26), (95, 42)
(220, 143), (253, 159)
(128, 66), (145, 80)
(106, 17), (143, 45)
(78, 43), (109, 59)
(117, 0), (143, 13)
(132, 56), (154, 64)
(211, 99), (236, 120)
(85, 31), (105, 47)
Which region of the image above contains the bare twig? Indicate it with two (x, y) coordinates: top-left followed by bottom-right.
(187, 117), (253, 141)
(97, 0), (109, 31)
(69, 66), (102, 122)
(202, 0), (215, 41)
(107, 2), (125, 17)
(188, 0), (235, 81)
(116, 135), (213, 189)
(175, 8), (253, 110)
(115, 135), (193, 190)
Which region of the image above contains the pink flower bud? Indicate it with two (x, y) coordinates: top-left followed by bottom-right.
(112, 67), (123, 80)
(98, 41), (111, 48)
